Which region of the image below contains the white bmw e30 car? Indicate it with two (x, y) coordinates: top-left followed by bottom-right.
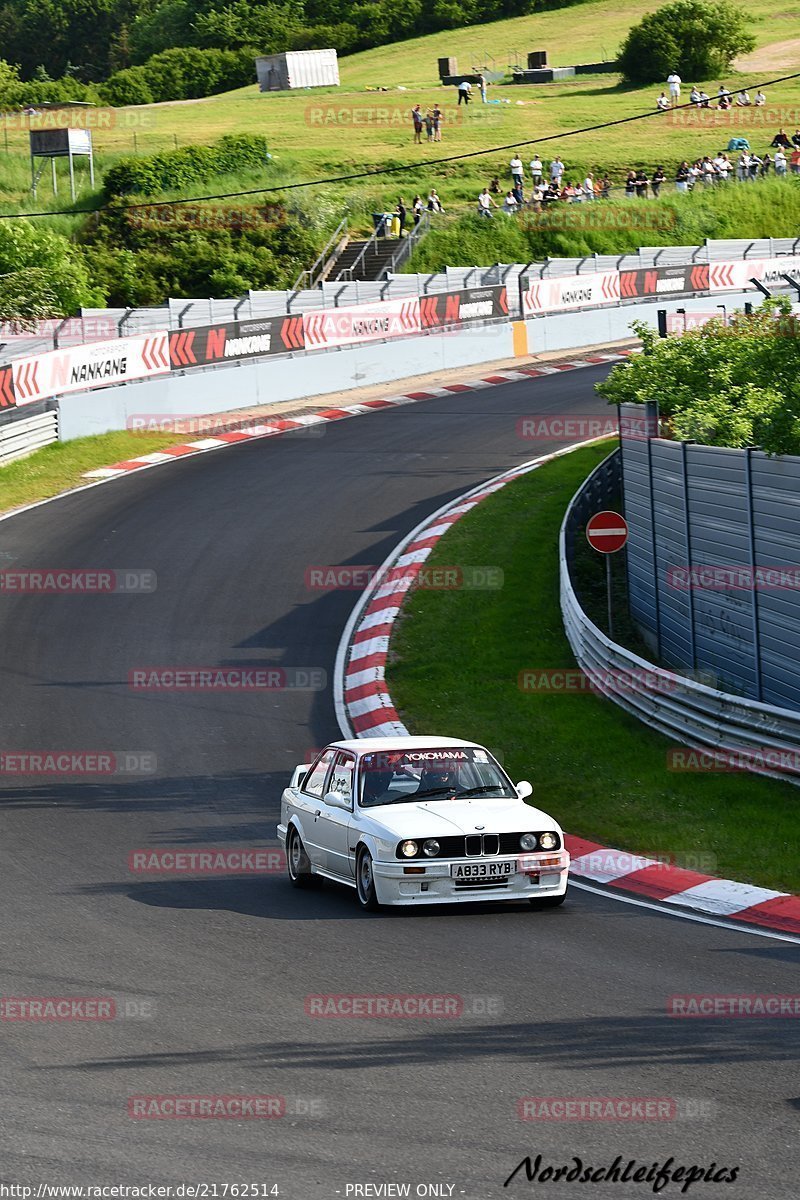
(277, 736), (570, 910)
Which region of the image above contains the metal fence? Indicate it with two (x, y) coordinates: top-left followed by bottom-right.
(561, 449), (800, 785)
(619, 402), (800, 712)
(2, 235), (799, 362)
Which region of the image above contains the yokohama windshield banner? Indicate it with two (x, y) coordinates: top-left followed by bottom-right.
(619, 264), (709, 299)
(522, 271), (619, 314)
(303, 297), (420, 349)
(419, 285), (508, 328)
(12, 332), (169, 407)
(169, 315), (305, 368)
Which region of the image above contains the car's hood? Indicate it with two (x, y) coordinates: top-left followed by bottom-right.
(358, 797), (559, 838)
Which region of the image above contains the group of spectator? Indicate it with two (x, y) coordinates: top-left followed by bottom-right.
(657, 82), (767, 111)
(474, 132), (800, 216)
(411, 103), (444, 143)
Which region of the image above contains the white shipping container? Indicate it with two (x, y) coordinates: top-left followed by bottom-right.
(255, 49), (339, 92)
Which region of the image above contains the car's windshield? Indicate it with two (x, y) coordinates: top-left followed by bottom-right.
(358, 747), (515, 807)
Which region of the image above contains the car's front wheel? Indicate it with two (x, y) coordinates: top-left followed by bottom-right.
(529, 889), (567, 909)
(287, 827), (313, 888)
(356, 847), (381, 911)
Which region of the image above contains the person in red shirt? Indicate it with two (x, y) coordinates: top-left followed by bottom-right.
(791, 147), (800, 175)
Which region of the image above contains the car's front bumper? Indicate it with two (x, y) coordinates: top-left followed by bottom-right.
(372, 851), (570, 906)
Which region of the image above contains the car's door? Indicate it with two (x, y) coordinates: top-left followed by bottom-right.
(316, 751), (356, 878)
(298, 749), (336, 867)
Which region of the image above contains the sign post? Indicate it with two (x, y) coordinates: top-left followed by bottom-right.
(585, 511), (629, 639)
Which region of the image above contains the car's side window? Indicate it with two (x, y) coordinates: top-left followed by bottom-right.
(303, 749), (335, 798)
(327, 753), (355, 808)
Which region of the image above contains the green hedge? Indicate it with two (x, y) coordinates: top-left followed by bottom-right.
(103, 134), (270, 198)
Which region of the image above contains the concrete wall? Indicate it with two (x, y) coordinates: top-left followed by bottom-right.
(58, 291), (759, 442)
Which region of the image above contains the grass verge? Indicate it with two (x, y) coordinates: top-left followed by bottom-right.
(0, 429), (183, 515)
(387, 440), (800, 892)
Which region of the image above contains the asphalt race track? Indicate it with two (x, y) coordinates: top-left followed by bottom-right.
(0, 366), (797, 1199)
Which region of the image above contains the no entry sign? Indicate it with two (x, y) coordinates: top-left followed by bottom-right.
(586, 511), (629, 555)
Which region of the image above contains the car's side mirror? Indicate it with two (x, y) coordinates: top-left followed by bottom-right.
(516, 780), (533, 800)
(323, 790), (352, 811)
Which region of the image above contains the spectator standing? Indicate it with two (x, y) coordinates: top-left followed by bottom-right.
(624, 170), (637, 198)
(701, 156), (716, 185)
(667, 72), (681, 105)
(530, 154), (543, 185)
(600, 175), (611, 199)
(748, 152), (761, 181)
(550, 155), (565, 184)
(502, 190), (519, 213)
(432, 105), (443, 142)
(774, 149), (787, 175)
(635, 168), (649, 197)
(737, 151), (750, 181)
(424, 110), (434, 142)
(510, 155), (524, 189)
(760, 152), (771, 177)
(427, 188), (445, 212)
(478, 73), (487, 104)
(791, 146), (800, 175)
(675, 161), (690, 191)
(395, 198), (407, 235)
(477, 187), (497, 217)
(583, 172), (594, 200)
(412, 194), (424, 225)
(651, 165), (665, 196)
(688, 160), (702, 188)
(457, 79), (472, 106)
(713, 152), (730, 181)
(656, 92), (670, 111)
(411, 104), (423, 144)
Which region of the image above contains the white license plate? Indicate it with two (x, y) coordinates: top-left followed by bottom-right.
(451, 860), (515, 880)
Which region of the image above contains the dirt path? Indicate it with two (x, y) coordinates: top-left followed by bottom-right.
(737, 37), (800, 73)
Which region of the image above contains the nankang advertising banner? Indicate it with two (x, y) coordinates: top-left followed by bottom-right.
(522, 271), (620, 314)
(169, 315), (305, 368)
(302, 297), (420, 349)
(419, 285), (508, 328)
(619, 264), (709, 299)
(11, 332), (170, 406)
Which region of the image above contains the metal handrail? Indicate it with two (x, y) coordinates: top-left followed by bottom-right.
(292, 217), (348, 292)
(337, 218), (388, 283)
(383, 210), (431, 278)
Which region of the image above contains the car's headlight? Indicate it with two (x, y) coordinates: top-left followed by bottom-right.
(400, 840), (419, 858)
(422, 839), (440, 857)
(539, 831), (558, 850)
(520, 833), (538, 851)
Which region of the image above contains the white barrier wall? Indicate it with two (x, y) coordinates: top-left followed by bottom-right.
(57, 290), (761, 442)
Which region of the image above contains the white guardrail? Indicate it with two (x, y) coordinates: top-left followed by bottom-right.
(0, 409), (57, 465)
(560, 450), (800, 784)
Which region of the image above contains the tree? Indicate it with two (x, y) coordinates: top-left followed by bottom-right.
(0, 222), (104, 316)
(618, 0), (755, 84)
(597, 304), (800, 457)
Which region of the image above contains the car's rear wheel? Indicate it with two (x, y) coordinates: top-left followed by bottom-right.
(356, 847), (380, 911)
(529, 889), (567, 909)
(287, 827), (313, 888)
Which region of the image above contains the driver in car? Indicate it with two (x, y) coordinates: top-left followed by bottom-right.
(417, 762), (460, 797)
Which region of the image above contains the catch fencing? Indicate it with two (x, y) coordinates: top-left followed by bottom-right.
(561, 449), (800, 785)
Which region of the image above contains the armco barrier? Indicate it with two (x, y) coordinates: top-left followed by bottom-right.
(560, 451), (800, 785)
(0, 409), (58, 464)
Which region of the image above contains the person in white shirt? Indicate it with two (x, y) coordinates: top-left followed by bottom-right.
(737, 152), (750, 181)
(457, 79), (472, 105)
(550, 156), (565, 183)
(736, 90), (751, 106)
(477, 187), (497, 217)
(774, 148), (788, 175)
(755, 90), (766, 106)
(656, 92), (670, 111)
(713, 153), (729, 181)
(530, 155), (543, 185)
(502, 190), (519, 213)
(667, 72), (681, 105)
(688, 161), (702, 188)
(690, 86), (701, 106)
(583, 173), (594, 200)
(510, 155), (524, 188)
